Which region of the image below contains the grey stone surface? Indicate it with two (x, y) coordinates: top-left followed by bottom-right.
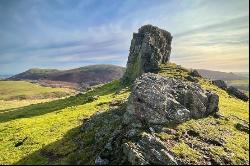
(124, 73), (219, 126)
(122, 132), (178, 165)
(122, 25), (172, 82)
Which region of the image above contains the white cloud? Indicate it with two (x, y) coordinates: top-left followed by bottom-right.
(0, 0), (249, 73)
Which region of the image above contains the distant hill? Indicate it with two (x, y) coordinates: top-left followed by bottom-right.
(7, 65), (125, 90)
(8, 68), (59, 80)
(196, 69), (248, 81)
(0, 74), (13, 80)
(234, 72), (249, 78)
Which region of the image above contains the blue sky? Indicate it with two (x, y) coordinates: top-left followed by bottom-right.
(0, 0), (249, 74)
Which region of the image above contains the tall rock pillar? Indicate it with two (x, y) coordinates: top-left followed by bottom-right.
(122, 25), (172, 83)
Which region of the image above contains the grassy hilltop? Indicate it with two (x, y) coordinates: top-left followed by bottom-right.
(0, 63), (249, 165)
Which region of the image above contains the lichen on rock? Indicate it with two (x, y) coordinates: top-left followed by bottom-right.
(124, 73), (219, 126)
(83, 25), (225, 165)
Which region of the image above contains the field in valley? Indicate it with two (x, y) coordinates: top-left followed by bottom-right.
(0, 81), (74, 101)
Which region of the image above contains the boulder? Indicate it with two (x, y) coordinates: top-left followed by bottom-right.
(227, 86), (249, 101)
(211, 80), (248, 101)
(122, 25), (172, 82)
(122, 132), (178, 165)
(212, 80), (228, 90)
(185, 75), (199, 83)
(124, 73), (219, 126)
(189, 69), (202, 78)
(235, 123), (249, 133)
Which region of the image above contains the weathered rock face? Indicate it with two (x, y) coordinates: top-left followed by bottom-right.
(122, 25), (172, 82)
(212, 80), (228, 90)
(122, 132), (179, 165)
(124, 73), (219, 126)
(227, 86), (249, 102)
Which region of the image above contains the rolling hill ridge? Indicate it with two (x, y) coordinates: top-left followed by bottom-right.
(8, 65), (125, 90)
(196, 69), (248, 81)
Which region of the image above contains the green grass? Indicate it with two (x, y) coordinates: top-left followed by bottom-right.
(158, 63), (249, 165)
(0, 81), (73, 101)
(172, 141), (202, 164)
(0, 63), (248, 165)
(0, 99), (59, 112)
(0, 80), (130, 164)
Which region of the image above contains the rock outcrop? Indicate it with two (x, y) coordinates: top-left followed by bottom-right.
(95, 73), (220, 165)
(212, 80), (249, 101)
(124, 73), (219, 126)
(189, 69), (202, 78)
(212, 80), (228, 90)
(122, 25), (172, 82)
(227, 86), (249, 102)
(77, 24), (249, 165)
(122, 132), (179, 165)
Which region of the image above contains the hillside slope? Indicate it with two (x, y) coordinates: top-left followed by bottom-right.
(47, 65), (125, 85)
(0, 79), (130, 164)
(8, 65), (125, 90)
(8, 69), (59, 80)
(0, 63), (248, 165)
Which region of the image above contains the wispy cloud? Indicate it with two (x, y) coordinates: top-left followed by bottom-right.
(175, 15), (249, 39)
(171, 12), (249, 72)
(0, 0), (249, 74)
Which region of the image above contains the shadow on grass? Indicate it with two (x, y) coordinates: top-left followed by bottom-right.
(15, 126), (83, 165)
(15, 104), (127, 165)
(13, 99), (220, 165)
(0, 80), (128, 123)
